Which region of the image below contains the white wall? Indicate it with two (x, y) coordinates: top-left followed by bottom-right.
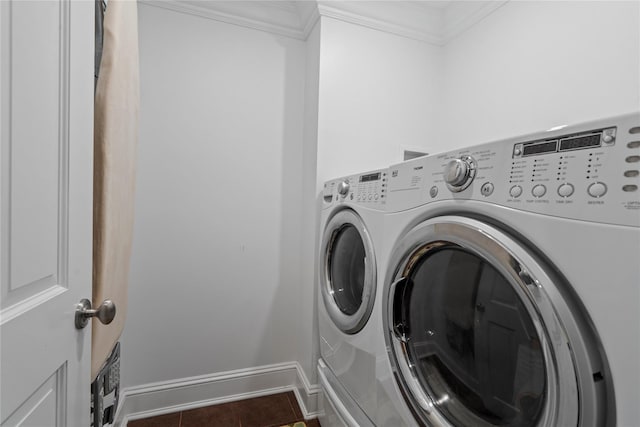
(439, 0), (640, 153)
(121, 4), (307, 388)
(316, 16), (442, 183)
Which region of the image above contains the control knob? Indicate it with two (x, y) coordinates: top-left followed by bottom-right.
(444, 155), (477, 192)
(337, 180), (350, 197)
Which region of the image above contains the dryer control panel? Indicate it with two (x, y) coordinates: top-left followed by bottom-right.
(387, 113), (640, 227)
(323, 169), (388, 210)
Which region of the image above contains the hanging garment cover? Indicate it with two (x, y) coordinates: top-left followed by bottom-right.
(92, 0), (139, 380)
(95, 0), (106, 88)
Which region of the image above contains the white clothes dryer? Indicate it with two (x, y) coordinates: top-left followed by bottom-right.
(318, 169), (389, 427)
(377, 113), (640, 427)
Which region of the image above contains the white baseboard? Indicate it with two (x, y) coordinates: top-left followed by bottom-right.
(114, 362), (321, 426)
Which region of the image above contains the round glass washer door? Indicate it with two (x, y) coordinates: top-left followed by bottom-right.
(384, 216), (607, 427)
(321, 209), (377, 334)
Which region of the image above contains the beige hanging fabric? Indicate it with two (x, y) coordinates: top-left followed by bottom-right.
(92, 0), (139, 379)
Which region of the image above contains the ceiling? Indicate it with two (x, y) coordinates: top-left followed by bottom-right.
(140, 0), (508, 45)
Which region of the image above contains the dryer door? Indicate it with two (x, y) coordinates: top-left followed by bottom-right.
(321, 209), (377, 334)
(384, 216), (609, 427)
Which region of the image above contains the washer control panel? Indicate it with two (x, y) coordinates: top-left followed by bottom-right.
(323, 169), (388, 209)
(387, 113), (640, 226)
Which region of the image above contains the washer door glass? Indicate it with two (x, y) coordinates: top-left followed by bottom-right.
(404, 247), (545, 426)
(328, 224), (365, 315)
(321, 209), (377, 334)
(385, 216), (595, 427)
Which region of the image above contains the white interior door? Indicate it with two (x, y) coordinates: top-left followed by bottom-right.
(1, 1), (94, 426)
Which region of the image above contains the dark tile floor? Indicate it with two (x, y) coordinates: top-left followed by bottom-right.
(127, 391), (321, 427)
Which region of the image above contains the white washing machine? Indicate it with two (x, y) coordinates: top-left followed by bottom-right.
(377, 113), (640, 427)
(318, 168), (389, 427)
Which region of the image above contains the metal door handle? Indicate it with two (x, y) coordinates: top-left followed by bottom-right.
(75, 299), (116, 329)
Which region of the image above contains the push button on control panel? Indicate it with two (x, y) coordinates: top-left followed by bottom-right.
(587, 182), (607, 198)
(429, 186), (438, 198)
(532, 184), (547, 198)
(509, 185), (523, 198)
(480, 182), (494, 196)
(557, 183), (574, 198)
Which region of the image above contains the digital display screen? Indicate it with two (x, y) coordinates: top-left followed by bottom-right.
(517, 129), (606, 157)
(522, 140), (558, 156)
(559, 134), (601, 151)
(360, 173), (381, 183)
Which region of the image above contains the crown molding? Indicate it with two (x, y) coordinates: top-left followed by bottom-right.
(442, 0), (509, 43)
(138, 0), (308, 40)
(140, 0), (509, 46)
(315, 2), (442, 45)
(299, 2), (321, 39)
